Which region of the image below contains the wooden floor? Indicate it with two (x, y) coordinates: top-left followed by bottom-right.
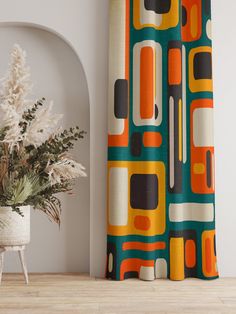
(0, 274), (235, 314)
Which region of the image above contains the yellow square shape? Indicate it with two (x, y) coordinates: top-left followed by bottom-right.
(107, 161), (166, 236)
(189, 46), (213, 93)
(133, 0), (179, 30)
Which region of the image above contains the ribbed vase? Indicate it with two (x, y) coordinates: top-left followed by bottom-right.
(0, 206), (30, 246)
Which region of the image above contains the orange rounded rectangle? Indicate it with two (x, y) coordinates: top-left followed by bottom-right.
(122, 241), (166, 251)
(185, 239), (196, 268)
(182, 0), (202, 42)
(168, 48), (182, 85)
(140, 47), (154, 119)
(190, 99), (214, 194)
(143, 132), (162, 147)
(202, 230), (218, 278)
(134, 215), (151, 231)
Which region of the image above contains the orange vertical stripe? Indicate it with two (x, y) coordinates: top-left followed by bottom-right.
(185, 240), (196, 268)
(205, 238), (212, 274)
(168, 48), (182, 85)
(140, 47), (154, 119)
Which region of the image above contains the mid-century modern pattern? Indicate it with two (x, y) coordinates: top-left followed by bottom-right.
(107, 0), (218, 280)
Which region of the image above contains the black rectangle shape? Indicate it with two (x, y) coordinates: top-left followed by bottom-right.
(114, 79), (128, 119)
(206, 150), (212, 188)
(204, 0), (211, 15)
(130, 174), (158, 210)
(106, 242), (117, 280)
(130, 132), (142, 157)
(144, 0), (171, 14)
(124, 271), (139, 279)
(194, 52), (212, 80)
(182, 5), (187, 26)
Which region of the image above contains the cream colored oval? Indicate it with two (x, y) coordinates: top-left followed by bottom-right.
(108, 253), (113, 273)
(206, 19), (212, 40)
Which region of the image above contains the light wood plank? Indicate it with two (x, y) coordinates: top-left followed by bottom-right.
(0, 274), (235, 314)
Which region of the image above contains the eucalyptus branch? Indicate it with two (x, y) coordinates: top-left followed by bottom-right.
(19, 98), (45, 134)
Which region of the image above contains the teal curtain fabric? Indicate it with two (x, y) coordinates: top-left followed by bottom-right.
(107, 0), (218, 281)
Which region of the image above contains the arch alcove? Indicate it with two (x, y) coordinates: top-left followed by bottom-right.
(0, 25), (90, 272)
(0, 0), (109, 277)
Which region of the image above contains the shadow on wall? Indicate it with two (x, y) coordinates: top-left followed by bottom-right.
(0, 25), (90, 272)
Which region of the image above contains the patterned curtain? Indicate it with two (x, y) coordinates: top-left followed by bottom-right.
(106, 0), (218, 281)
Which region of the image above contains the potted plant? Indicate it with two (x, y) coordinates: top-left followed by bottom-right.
(0, 45), (86, 246)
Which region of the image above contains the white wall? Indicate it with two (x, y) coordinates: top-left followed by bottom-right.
(213, 2), (236, 277)
(0, 26), (90, 272)
(0, 0), (234, 277)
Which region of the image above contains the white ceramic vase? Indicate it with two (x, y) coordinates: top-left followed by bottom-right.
(0, 206), (30, 246)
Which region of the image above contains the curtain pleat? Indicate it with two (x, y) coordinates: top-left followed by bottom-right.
(106, 0), (218, 281)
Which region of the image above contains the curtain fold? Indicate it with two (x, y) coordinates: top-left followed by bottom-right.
(107, 0), (218, 281)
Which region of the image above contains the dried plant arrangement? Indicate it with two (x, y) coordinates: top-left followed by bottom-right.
(0, 45), (86, 225)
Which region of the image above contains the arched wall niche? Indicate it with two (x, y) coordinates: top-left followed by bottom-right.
(0, 23), (90, 272)
(0, 0), (109, 277)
